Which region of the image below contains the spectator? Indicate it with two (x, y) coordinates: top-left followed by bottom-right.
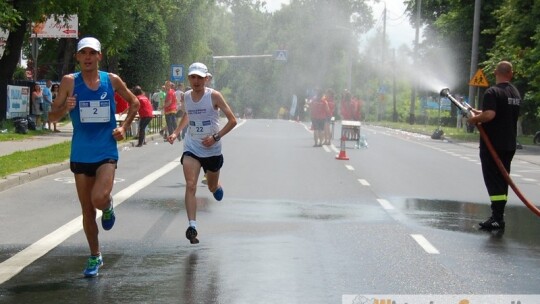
(42, 80), (53, 130)
(310, 89), (329, 147)
(340, 90), (361, 121)
(114, 91), (129, 114)
(324, 88), (335, 145)
(132, 86), (154, 147)
(31, 83), (43, 129)
(163, 81), (177, 139)
(50, 83), (60, 132)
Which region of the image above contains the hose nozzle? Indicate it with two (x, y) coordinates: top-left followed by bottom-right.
(440, 87), (473, 118)
(440, 88), (450, 98)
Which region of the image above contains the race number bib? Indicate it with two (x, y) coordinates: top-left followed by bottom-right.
(189, 120), (212, 139)
(79, 100), (111, 123)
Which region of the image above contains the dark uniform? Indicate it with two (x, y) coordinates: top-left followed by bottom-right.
(479, 82), (520, 227)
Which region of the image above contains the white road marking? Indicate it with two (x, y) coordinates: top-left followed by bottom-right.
(358, 179), (370, 186)
(0, 157), (181, 285)
(411, 234), (440, 254)
(345, 165), (354, 171)
(377, 199), (394, 210)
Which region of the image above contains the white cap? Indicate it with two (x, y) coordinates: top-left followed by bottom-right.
(206, 72), (213, 78)
(188, 62), (208, 77)
(77, 37), (101, 52)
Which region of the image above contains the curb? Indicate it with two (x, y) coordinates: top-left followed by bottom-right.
(0, 134), (164, 193)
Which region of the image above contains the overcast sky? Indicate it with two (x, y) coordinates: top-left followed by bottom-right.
(263, 0), (418, 49)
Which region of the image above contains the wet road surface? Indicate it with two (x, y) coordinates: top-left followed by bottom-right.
(1, 120), (540, 303)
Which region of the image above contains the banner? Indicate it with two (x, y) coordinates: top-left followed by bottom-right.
(31, 15), (78, 38)
(6, 85), (30, 119)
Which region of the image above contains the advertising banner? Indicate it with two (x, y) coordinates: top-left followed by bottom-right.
(31, 15), (78, 39)
(6, 85), (30, 119)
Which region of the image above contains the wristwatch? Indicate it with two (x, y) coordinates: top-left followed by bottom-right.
(212, 133), (221, 141)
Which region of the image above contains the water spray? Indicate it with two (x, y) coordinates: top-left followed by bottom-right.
(440, 88), (540, 218)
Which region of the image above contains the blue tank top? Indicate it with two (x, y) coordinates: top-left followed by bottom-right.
(183, 88), (221, 157)
(70, 71), (118, 163)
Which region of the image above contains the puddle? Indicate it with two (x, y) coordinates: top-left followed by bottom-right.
(397, 198), (540, 245)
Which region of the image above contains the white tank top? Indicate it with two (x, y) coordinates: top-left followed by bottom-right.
(183, 88), (221, 157)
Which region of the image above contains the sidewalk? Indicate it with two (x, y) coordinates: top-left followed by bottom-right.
(0, 122), (162, 192)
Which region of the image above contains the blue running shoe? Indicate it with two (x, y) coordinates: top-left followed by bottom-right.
(101, 196), (115, 230)
(213, 186), (223, 201)
(83, 254), (103, 277)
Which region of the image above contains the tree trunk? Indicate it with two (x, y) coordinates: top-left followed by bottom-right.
(0, 20), (27, 120)
(0, 20), (27, 82)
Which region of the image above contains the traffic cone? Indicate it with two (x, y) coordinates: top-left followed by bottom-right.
(336, 135), (349, 160)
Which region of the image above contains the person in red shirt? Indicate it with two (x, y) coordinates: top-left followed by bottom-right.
(114, 91), (129, 114)
(132, 86), (154, 147)
(310, 89), (330, 147)
(340, 90), (361, 121)
(324, 88), (336, 145)
(163, 81), (177, 139)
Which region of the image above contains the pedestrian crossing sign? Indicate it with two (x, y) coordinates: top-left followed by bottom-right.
(469, 68), (489, 87)
(274, 50), (288, 61)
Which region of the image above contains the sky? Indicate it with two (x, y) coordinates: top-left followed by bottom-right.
(263, 0), (418, 49)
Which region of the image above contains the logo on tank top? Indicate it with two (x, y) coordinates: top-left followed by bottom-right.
(101, 92), (107, 99)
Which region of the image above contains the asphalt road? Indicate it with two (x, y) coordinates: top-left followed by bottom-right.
(1, 119), (540, 303)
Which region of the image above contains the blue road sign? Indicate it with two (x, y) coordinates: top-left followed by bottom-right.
(171, 64), (184, 82)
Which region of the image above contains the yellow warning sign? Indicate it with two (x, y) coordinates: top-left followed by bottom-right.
(469, 68), (489, 87)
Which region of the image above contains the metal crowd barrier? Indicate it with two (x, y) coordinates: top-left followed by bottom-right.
(116, 111), (163, 138)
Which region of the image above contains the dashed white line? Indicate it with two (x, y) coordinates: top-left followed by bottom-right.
(411, 234), (440, 254)
(345, 165), (354, 171)
(377, 199), (394, 210)
(358, 179), (370, 186)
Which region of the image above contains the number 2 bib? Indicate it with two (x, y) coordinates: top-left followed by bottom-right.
(79, 100), (111, 123)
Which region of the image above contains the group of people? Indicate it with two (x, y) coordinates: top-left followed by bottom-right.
(31, 80), (60, 132)
(40, 35), (521, 281)
(48, 37), (237, 278)
(308, 88), (361, 147)
(307, 61), (520, 233)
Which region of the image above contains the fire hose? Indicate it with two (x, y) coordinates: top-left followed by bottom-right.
(440, 88), (540, 217)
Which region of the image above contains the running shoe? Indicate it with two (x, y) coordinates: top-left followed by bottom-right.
(83, 254), (103, 278)
(201, 174), (208, 185)
(479, 217), (505, 230)
(102, 196), (116, 231)
(186, 226), (199, 244)
(213, 186), (223, 201)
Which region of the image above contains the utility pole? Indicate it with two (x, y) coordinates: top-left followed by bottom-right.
(409, 0), (421, 124)
(392, 49), (397, 122)
(468, 0), (481, 109)
(378, 4), (387, 121)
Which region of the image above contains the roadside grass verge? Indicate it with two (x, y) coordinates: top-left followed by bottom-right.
(0, 141), (71, 178)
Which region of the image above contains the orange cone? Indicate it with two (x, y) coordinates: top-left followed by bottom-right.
(336, 135), (349, 160)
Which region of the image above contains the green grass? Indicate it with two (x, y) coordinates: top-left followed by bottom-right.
(0, 129), (55, 142)
(0, 141), (71, 178)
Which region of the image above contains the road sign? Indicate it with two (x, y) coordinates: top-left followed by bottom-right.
(274, 50), (288, 61)
(170, 64), (184, 82)
(469, 68), (489, 87)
